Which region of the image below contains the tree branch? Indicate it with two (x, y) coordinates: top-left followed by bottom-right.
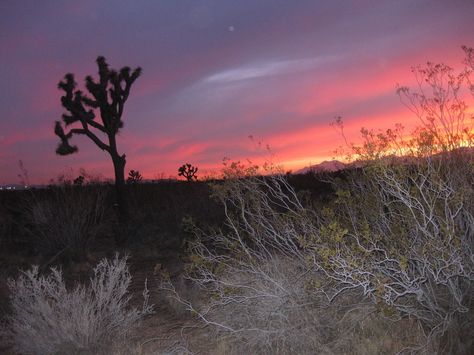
(67, 128), (110, 152)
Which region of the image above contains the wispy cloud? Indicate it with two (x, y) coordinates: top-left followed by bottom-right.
(205, 57), (334, 83)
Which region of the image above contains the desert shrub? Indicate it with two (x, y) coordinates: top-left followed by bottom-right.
(1, 254), (153, 354)
(317, 51), (474, 352)
(21, 186), (112, 259)
(160, 167), (320, 352)
(312, 154), (474, 352)
(158, 162), (473, 353)
(158, 167), (426, 353)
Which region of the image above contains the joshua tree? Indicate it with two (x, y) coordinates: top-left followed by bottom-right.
(73, 175), (85, 186)
(127, 170), (142, 184)
(54, 56), (141, 218)
(178, 163), (198, 181)
(17, 160), (30, 187)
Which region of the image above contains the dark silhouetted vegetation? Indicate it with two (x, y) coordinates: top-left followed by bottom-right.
(127, 170), (143, 184)
(54, 56), (141, 220)
(73, 175), (85, 186)
(178, 163), (198, 181)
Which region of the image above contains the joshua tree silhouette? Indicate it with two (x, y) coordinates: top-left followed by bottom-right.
(73, 175), (85, 186)
(178, 163), (198, 181)
(54, 56), (141, 219)
(127, 170), (143, 184)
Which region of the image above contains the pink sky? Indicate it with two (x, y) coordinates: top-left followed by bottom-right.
(0, 0), (473, 184)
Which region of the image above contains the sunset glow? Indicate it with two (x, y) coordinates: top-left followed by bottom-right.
(0, 1), (473, 184)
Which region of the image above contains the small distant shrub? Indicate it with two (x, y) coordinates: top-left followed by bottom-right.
(178, 163), (198, 181)
(73, 175), (85, 186)
(127, 169), (143, 184)
(17, 159), (30, 187)
(1, 254), (153, 354)
(49, 168), (105, 186)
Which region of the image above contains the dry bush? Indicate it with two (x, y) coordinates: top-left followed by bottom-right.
(22, 186), (112, 258)
(321, 49), (474, 352)
(315, 155), (474, 352)
(159, 165), (321, 352)
(156, 165), (419, 354)
(1, 254), (153, 354)
(158, 162), (472, 353)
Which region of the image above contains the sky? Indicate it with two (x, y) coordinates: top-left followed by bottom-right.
(0, 0), (473, 184)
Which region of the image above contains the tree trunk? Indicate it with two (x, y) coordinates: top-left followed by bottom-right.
(109, 133), (128, 244)
(111, 154), (127, 246)
(112, 153), (127, 221)
(113, 155), (126, 186)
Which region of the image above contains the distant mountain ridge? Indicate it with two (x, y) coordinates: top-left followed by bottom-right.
(296, 147), (474, 175)
(295, 160), (347, 174)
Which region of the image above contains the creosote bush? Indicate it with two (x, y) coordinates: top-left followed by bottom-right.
(311, 50), (474, 352)
(1, 254), (153, 354)
(158, 164), (425, 353)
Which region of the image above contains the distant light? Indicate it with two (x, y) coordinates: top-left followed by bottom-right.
(228, 25), (235, 32)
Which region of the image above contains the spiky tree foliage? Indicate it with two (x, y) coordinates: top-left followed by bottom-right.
(54, 56), (141, 217)
(178, 163), (198, 181)
(126, 169), (142, 184)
